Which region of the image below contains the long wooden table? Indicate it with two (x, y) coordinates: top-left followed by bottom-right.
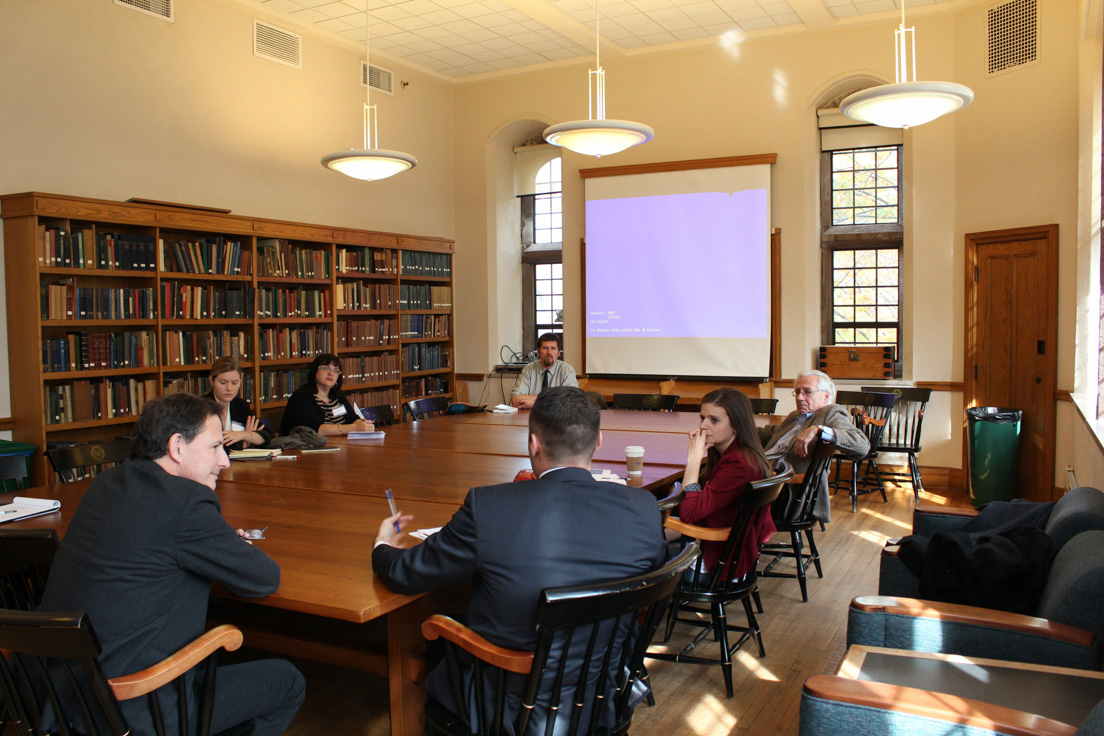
(12, 409), (724, 736)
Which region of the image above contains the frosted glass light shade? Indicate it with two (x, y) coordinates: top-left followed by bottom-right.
(841, 81), (974, 129)
(543, 119), (655, 157)
(321, 149), (418, 181)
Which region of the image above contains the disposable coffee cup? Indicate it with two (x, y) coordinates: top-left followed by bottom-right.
(625, 446), (645, 475)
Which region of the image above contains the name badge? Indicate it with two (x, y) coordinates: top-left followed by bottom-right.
(332, 404), (348, 418)
(230, 421), (246, 432)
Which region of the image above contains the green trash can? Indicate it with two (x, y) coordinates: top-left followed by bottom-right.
(966, 407), (1022, 506)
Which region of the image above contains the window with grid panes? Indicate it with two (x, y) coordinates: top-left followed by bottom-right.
(822, 145), (903, 362)
(535, 262), (563, 336)
(520, 157), (563, 349)
(533, 158), (562, 245)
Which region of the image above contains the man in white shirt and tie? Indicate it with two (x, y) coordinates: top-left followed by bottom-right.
(510, 333), (578, 409)
(758, 369), (869, 522)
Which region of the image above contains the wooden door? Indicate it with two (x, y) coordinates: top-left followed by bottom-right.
(964, 225), (1059, 502)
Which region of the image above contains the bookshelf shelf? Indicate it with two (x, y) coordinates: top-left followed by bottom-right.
(43, 367), (159, 380)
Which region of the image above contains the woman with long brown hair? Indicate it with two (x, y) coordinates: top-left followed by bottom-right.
(679, 387), (774, 579)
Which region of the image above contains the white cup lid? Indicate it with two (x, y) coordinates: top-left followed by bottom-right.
(625, 446), (645, 454)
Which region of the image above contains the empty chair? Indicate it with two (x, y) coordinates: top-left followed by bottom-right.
(861, 386), (932, 501)
(759, 440), (835, 602)
(361, 404), (397, 426)
(0, 455), (28, 491)
(0, 609), (247, 736)
(648, 464), (794, 697)
(583, 390), (608, 410)
(404, 396), (449, 421)
(831, 391), (897, 512)
(0, 529), (58, 611)
(46, 439), (131, 483)
(420, 543), (698, 736)
(611, 393), (679, 412)
(749, 397), (778, 415)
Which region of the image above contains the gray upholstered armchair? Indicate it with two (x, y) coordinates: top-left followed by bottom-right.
(848, 530), (1104, 670)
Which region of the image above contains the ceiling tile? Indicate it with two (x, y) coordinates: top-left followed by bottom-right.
(738, 16), (776, 29)
(671, 26), (711, 39)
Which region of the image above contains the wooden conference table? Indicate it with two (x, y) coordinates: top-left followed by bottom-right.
(11, 408), (765, 736)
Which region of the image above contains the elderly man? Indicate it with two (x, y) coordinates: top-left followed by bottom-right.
(758, 369), (870, 522)
(39, 393), (305, 735)
(374, 386), (665, 733)
(510, 332), (578, 409)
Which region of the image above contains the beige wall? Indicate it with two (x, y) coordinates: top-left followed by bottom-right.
(2, 0), (1101, 485)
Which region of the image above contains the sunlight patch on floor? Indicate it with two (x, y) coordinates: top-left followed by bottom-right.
(683, 691), (740, 735)
(858, 508), (911, 531)
(850, 529), (891, 545)
(734, 649), (781, 681)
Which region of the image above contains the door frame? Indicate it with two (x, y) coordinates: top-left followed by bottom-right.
(963, 224), (1059, 500)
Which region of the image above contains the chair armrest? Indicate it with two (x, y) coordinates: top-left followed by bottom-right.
(663, 517), (730, 542)
(790, 473), (806, 486)
(802, 675), (1078, 736)
(851, 596), (1095, 648)
(915, 502), (978, 518)
(421, 615), (533, 675)
(108, 625), (244, 701)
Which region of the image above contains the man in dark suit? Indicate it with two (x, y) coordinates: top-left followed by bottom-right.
(758, 369), (870, 522)
(373, 386), (666, 733)
(38, 393), (305, 735)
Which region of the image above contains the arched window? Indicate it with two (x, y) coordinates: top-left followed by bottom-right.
(519, 150), (563, 347)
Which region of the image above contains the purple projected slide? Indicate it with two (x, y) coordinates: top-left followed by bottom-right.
(586, 189), (768, 339)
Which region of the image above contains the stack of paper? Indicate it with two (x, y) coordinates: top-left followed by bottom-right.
(493, 404), (519, 414)
(0, 497), (61, 523)
(347, 431), (385, 440)
(228, 448), (282, 461)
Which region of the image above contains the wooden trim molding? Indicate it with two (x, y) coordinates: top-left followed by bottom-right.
(578, 153), (778, 179)
(1056, 390), (1072, 402)
(915, 381), (964, 392)
(0, 418), (13, 432)
(455, 373), (486, 382)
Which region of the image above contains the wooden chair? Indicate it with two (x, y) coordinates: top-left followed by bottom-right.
(0, 529), (58, 612)
(46, 439), (131, 483)
(657, 483), (685, 526)
(749, 397), (778, 415)
(361, 404), (397, 426)
(611, 393), (679, 412)
(647, 464), (794, 698)
(759, 441), (835, 602)
(860, 386), (932, 501)
(0, 455), (28, 491)
(420, 543), (699, 736)
(404, 396), (449, 421)
(0, 609), (247, 736)
(831, 391), (897, 512)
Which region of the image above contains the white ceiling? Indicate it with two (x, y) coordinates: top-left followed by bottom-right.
(249, 0), (953, 81)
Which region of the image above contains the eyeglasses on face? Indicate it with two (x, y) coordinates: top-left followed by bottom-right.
(319, 365), (342, 375)
(792, 388), (825, 397)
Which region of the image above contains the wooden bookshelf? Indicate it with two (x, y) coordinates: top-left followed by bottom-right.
(2, 192), (455, 484)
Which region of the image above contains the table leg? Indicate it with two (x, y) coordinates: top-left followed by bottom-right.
(388, 596), (428, 736)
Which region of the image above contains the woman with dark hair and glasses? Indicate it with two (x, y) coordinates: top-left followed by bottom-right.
(677, 387), (774, 580)
(280, 353), (374, 436)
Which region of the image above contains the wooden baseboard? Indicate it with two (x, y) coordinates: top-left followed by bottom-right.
(832, 463), (965, 492)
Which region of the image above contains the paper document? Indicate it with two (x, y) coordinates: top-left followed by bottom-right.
(353, 402), (366, 420)
(493, 404), (519, 414)
(591, 470), (627, 485)
(0, 497), (61, 523)
(300, 446), (341, 453)
(229, 448), (282, 461)
(410, 527), (442, 540)
(347, 431), (385, 440)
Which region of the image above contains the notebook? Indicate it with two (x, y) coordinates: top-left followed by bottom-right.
(0, 497), (61, 523)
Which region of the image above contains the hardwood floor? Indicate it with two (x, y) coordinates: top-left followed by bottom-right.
(267, 480), (968, 736)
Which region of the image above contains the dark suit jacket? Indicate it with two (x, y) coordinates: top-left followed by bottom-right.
(373, 467), (666, 734)
(758, 404), (870, 522)
(38, 458), (280, 734)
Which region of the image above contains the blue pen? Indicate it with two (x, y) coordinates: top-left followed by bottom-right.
(385, 488), (401, 533)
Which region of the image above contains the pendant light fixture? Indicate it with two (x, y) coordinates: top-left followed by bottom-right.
(840, 0), (973, 129)
(543, 0), (653, 157)
(321, 11), (417, 180)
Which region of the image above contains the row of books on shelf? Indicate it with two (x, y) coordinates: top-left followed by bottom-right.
(163, 330), (249, 367)
(163, 237), (250, 276)
(401, 343), (451, 373)
(162, 374), (254, 403)
(400, 250), (451, 278)
(337, 247), (397, 275)
(399, 284), (452, 310)
(400, 314), (450, 339)
(257, 239), (330, 279)
(41, 282), (156, 320)
(40, 227), (158, 271)
(339, 353), (400, 385)
(258, 326), (331, 361)
(401, 375), (449, 400)
(161, 283), (251, 320)
(256, 287), (330, 319)
(43, 330), (158, 373)
(345, 389), (400, 415)
(338, 318), (399, 348)
(334, 282), (398, 311)
(45, 377), (159, 425)
(258, 368), (311, 404)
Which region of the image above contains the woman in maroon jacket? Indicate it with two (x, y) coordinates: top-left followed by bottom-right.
(678, 387), (774, 580)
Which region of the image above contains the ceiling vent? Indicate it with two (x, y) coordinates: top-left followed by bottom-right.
(987, 0), (1037, 76)
(114, 0), (173, 22)
(363, 61), (394, 96)
(254, 20), (302, 70)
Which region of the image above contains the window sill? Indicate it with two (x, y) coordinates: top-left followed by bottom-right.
(1071, 392), (1104, 457)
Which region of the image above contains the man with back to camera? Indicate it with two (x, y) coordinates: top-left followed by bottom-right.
(510, 332), (578, 409)
(38, 393), (305, 735)
(373, 386), (666, 733)
(757, 369), (870, 523)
